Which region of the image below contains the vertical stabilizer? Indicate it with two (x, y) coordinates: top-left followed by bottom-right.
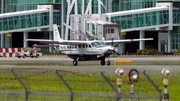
(53, 24), (62, 41)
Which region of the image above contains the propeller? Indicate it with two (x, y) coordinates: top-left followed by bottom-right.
(111, 38), (114, 47)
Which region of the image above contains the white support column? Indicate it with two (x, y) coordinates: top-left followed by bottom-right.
(139, 30), (145, 50)
(107, 0), (113, 13)
(89, 23), (92, 36)
(1, 0), (4, 13)
(23, 32), (28, 48)
(1, 34), (3, 48)
(169, 2), (173, 30)
(49, 5), (53, 31)
(61, 0), (64, 39)
(82, 0), (84, 14)
(98, 0), (101, 14)
(49, 31), (52, 53)
(168, 31), (171, 52)
(65, 0), (76, 40)
(75, 0), (78, 14)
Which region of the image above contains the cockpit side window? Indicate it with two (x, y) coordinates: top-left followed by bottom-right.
(91, 42), (102, 47)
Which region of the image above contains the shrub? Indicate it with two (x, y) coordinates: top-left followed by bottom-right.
(136, 45), (162, 55)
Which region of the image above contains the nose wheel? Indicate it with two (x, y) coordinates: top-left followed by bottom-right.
(107, 60), (110, 66)
(101, 60), (105, 66)
(73, 60), (78, 66)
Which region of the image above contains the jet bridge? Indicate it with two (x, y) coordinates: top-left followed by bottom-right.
(0, 3), (61, 34)
(0, 3), (61, 50)
(0, 9), (50, 34)
(105, 6), (170, 32)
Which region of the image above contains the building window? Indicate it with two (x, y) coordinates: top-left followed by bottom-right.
(111, 29), (114, 33)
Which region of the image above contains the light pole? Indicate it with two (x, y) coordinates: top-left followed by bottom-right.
(115, 68), (124, 101)
(161, 68), (171, 101)
(127, 69), (139, 101)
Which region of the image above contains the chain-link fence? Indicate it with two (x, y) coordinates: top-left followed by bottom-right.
(0, 67), (177, 101)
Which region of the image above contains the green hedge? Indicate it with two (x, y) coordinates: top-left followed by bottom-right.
(174, 49), (180, 55)
(136, 49), (162, 55)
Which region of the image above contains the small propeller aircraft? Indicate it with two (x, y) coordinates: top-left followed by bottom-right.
(25, 24), (153, 66)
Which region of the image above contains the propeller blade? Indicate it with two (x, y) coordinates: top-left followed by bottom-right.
(111, 38), (114, 47)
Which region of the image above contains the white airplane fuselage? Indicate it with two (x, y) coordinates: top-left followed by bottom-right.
(58, 41), (114, 61)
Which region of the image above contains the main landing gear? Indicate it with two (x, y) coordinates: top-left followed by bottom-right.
(101, 59), (110, 66)
(73, 60), (78, 66)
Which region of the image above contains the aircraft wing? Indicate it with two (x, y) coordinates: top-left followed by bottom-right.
(104, 38), (153, 44)
(25, 39), (90, 45)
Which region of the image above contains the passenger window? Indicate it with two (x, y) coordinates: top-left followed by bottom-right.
(89, 44), (92, 48)
(79, 45), (81, 48)
(83, 44), (85, 48)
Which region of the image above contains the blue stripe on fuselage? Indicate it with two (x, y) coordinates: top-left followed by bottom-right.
(96, 45), (106, 48)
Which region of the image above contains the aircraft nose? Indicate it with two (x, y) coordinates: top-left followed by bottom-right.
(109, 47), (114, 50)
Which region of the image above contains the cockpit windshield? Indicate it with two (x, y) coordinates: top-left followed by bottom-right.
(91, 41), (106, 47)
(100, 42), (106, 46)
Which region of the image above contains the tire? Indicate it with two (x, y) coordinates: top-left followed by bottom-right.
(35, 55), (38, 58)
(18, 56), (21, 58)
(31, 56), (34, 58)
(73, 60), (78, 66)
(107, 60), (110, 66)
(22, 55), (25, 58)
(101, 60), (105, 66)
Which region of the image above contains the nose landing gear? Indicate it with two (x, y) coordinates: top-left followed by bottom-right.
(107, 60), (110, 66)
(101, 60), (105, 66)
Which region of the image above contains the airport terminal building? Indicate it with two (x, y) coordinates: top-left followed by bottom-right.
(0, 0), (180, 54)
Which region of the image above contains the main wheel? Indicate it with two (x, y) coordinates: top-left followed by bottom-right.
(35, 54), (38, 58)
(18, 56), (21, 58)
(107, 60), (110, 66)
(73, 60), (78, 66)
(31, 56), (34, 58)
(101, 60), (105, 66)
(22, 55), (25, 58)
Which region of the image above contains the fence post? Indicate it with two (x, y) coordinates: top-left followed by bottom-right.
(142, 71), (162, 101)
(100, 72), (119, 101)
(55, 70), (74, 101)
(10, 68), (28, 101)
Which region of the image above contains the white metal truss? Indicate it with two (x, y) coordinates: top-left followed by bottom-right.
(63, 0), (107, 40)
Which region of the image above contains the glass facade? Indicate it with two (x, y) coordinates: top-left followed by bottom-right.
(171, 27), (180, 50)
(120, 0), (157, 11)
(111, 10), (169, 30)
(173, 9), (180, 24)
(0, 12), (60, 32)
(3, 0), (61, 13)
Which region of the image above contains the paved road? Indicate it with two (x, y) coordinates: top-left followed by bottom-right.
(1, 56), (180, 62)
(0, 65), (179, 75)
(0, 56), (179, 75)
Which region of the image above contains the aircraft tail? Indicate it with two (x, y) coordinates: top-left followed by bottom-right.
(53, 24), (63, 41)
